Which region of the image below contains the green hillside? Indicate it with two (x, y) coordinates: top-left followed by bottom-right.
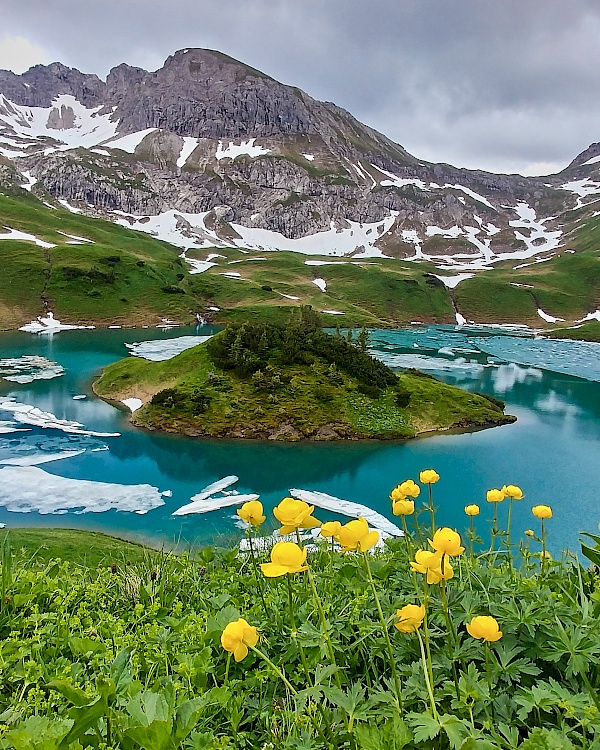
(1, 190), (599, 333)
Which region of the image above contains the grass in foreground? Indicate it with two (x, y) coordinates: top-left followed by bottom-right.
(0, 478), (598, 749)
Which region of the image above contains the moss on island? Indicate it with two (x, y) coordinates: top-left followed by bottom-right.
(94, 313), (515, 440)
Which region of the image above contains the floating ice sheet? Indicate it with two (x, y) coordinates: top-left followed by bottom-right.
(289, 489), (402, 536)
(173, 492), (258, 517)
(126, 335), (212, 361)
(0, 397), (120, 437)
(0, 466), (165, 514)
(0, 450), (85, 466)
(0, 355), (64, 383)
(19, 312), (94, 334)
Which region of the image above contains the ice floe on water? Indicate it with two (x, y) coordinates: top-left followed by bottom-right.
(19, 312), (94, 334)
(372, 351), (487, 375)
(0, 421), (30, 434)
(126, 335), (212, 361)
(289, 489), (402, 537)
(0, 466), (165, 514)
(0, 397), (120, 437)
(0, 355), (64, 383)
(174, 493), (259, 517)
(0, 450), (85, 466)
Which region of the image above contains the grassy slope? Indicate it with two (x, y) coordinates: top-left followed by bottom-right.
(2, 528), (156, 568)
(0, 193), (207, 328)
(548, 320), (600, 342)
(1, 190), (598, 334)
(94, 337), (514, 440)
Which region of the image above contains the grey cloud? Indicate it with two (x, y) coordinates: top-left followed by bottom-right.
(2, 0), (599, 174)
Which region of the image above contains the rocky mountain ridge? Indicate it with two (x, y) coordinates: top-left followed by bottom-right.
(1, 47), (599, 273)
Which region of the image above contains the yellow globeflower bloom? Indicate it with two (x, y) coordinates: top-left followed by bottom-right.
(221, 618), (259, 662)
(394, 604), (426, 633)
(524, 529), (535, 538)
(502, 484), (524, 500)
(338, 517), (379, 553)
(320, 521), (342, 540)
(273, 497), (321, 535)
(236, 500), (266, 527)
(397, 479), (421, 498)
(392, 498), (415, 516)
(466, 616), (503, 642)
(486, 488), (505, 503)
(410, 549), (453, 584)
(390, 486), (406, 503)
(464, 504), (480, 517)
(532, 505), (552, 519)
(430, 528), (465, 556)
(260, 542), (308, 577)
(419, 469), (440, 485)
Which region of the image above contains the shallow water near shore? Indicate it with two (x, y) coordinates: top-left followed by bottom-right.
(0, 323), (598, 554)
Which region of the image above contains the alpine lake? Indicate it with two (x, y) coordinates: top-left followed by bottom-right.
(0, 323), (598, 555)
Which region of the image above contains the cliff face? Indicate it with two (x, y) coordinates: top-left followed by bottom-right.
(1, 48), (598, 263)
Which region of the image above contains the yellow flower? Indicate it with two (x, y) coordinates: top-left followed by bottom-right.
(464, 504), (480, 517)
(394, 604), (426, 633)
(392, 480), (420, 499)
(320, 521), (342, 539)
(236, 500), (266, 527)
(260, 542), (308, 577)
(502, 484), (524, 500)
(273, 497), (321, 535)
(338, 517), (379, 553)
(524, 529), (535, 538)
(532, 505), (552, 519)
(392, 498), (415, 516)
(430, 528), (465, 556)
(410, 550), (453, 584)
(221, 618), (259, 662)
(419, 469), (440, 485)
(466, 616), (503, 642)
(486, 488), (505, 503)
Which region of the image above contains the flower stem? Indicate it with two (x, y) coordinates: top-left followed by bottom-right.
(428, 485), (435, 535)
(249, 644), (297, 694)
(247, 529), (269, 619)
(362, 552), (403, 711)
(440, 577), (460, 697)
(416, 628), (438, 719)
(224, 652), (231, 685)
(484, 641), (492, 695)
(541, 518), (547, 575)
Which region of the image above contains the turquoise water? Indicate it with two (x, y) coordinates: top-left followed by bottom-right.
(0, 324), (599, 553)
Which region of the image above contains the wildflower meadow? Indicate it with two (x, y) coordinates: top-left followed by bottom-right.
(0, 474), (599, 749)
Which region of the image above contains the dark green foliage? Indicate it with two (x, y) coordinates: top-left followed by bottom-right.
(161, 285), (186, 294)
(357, 383), (382, 399)
(404, 367), (437, 380)
(394, 385), (411, 408)
(151, 386), (211, 414)
(206, 312), (398, 388)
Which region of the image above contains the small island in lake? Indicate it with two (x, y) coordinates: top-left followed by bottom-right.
(94, 311), (516, 441)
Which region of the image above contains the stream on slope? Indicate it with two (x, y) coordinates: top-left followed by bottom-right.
(0, 324), (598, 554)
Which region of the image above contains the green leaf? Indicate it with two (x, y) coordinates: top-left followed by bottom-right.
(6, 717), (73, 750)
(520, 728), (576, 750)
(126, 690), (171, 727)
(460, 738), (500, 750)
(46, 679), (92, 707)
(355, 716), (412, 749)
(59, 697), (107, 748)
(111, 647), (133, 695)
(407, 712), (442, 743)
(68, 637), (105, 656)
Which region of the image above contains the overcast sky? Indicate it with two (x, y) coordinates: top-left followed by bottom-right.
(1, 0), (598, 176)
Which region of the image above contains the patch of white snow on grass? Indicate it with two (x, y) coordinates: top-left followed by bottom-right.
(302, 153), (315, 161)
(537, 309), (565, 324)
(0, 227), (55, 248)
(312, 278), (327, 292)
(56, 231), (93, 243)
(0, 466), (164, 515)
(121, 398), (143, 412)
(559, 178), (600, 208)
(57, 199), (82, 213)
(215, 138), (270, 160)
(433, 273), (474, 289)
(445, 184), (495, 209)
(322, 310), (345, 315)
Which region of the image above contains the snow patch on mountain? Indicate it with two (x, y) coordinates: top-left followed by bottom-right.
(215, 138), (270, 160)
(103, 128), (157, 153)
(0, 227), (56, 248)
(559, 178), (600, 208)
(177, 137), (198, 167)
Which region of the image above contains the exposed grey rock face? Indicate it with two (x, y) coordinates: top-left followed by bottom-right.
(0, 47), (597, 258)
